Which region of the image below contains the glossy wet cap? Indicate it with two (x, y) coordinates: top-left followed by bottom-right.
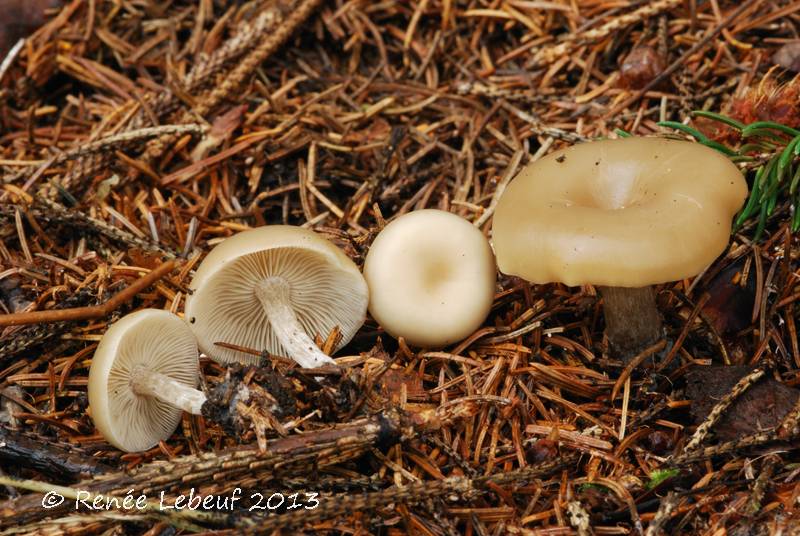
(492, 137), (748, 287)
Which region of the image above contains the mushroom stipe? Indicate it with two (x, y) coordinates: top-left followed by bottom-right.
(253, 276), (337, 367)
(597, 285), (663, 359)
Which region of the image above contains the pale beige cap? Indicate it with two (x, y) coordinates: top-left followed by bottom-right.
(185, 225), (368, 365)
(88, 309), (199, 453)
(492, 137), (747, 287)
(364, 209), (496, 347)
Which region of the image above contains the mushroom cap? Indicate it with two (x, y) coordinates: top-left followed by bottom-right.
(492, 137), (748, 287)
(364, 209), (496, 347)
(88, 309), (199, 453)
(185, 225), (368, 364)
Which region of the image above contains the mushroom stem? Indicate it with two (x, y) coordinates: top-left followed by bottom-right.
(130, 366), (206, 414)
(597, 286), (663, 362)
(254, 277), (337, 369)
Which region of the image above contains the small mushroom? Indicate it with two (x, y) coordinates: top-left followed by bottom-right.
(363, 209), (496, 347)
(492, 137), (747, 361)
(88, 309), (203, 452)
(185, 225), (368, 368)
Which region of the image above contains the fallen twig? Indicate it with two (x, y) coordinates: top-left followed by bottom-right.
(0, 260), (177, 327)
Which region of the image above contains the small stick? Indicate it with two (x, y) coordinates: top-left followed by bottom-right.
(229, 456), (576, 532)
(644, 492), (679, 536)
(3, 125), (205, 186)
(0, 260), (177, 326)
(668, 393), (800, 466)
(0, 475), (216, 530)
(746, 455), (777, 515)
(670, 430), (776, 465)
(0, 199), (178, 258)
(0, 428), (111, 482)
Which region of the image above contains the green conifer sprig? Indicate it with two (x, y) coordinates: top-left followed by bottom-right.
(615, 112), (800, 239)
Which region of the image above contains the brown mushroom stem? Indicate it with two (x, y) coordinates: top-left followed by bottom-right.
(255, 277), (337, 369)
(130, 366), (206, 415)
(597, 286), (663, 362)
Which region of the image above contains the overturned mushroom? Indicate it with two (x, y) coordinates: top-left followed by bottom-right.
(185, 226), (368, 368)
(88, 309), (203, 452)
(492, 137), (747, 361)
(364, 209), (496, 347)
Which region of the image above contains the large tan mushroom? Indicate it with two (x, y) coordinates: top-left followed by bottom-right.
(185, 226), (368, 368)
(88, 309), (203, 452)
(364, 209), (496, 347)
(492, 137), (747, 360)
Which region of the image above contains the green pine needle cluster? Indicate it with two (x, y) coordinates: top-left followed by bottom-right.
(657, 112), (800, 239)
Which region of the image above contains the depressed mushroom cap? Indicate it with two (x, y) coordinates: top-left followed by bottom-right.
(185, 225), (368, 364)
(88, 309), (199, 453)
(364, 209), (496, 347)
(492, 137), (748, 287)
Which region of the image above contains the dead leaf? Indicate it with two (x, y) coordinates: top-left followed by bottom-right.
(190, 105), (247, 162)
(686, 365), (799, 441)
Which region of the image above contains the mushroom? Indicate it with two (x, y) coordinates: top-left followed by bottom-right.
(363, 209), (496, 347)
(88, 309), (203, 452)
(492, 137), (747, 361)
(185, 225), (368, 368)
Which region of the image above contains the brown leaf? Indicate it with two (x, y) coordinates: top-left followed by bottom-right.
(190, 105), (248, 162)
(700, 260), (756, 336)
(686, 365), (799, 441)
(619, 46), (664, 90)
(127, 249), (163, 270)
